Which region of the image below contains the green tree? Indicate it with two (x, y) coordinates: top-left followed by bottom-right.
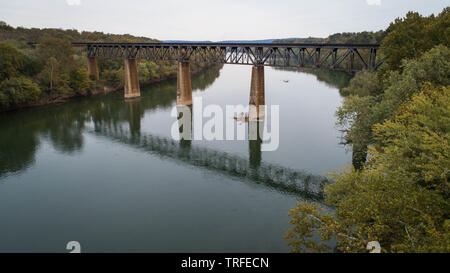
(341, 71), (381, 97)
(37, 37), (76, 72)
(69, 68), (94, 95)
(380, 8), (449, 72)
(0, 42), (23, 81)
(286, 85), (450, 253)
(36, 37), (93, 95)
(0, 76), (41, 109)
(337, 45), (450, 161)
(374, 45), (450, 127)
(0, 21), (14, 31)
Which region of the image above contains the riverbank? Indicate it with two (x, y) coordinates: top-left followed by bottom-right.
(0, 63), (220, 113)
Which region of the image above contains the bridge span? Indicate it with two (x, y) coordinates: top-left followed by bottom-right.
(74, 42), (381, 103)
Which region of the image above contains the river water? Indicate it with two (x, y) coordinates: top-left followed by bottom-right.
(0, 64), (351, 252)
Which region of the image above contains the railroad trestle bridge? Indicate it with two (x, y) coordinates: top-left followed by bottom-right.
(74, 42), (381, 110)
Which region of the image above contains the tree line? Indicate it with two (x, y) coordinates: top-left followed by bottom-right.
(0, 22), (211, 111)
(274, 30), (386, 45)
(285, 7), (449, 253)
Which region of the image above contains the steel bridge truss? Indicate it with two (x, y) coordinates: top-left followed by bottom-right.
(77, 42), (382, 72)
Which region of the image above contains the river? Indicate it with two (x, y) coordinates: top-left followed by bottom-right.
(0, 64), (351, 252)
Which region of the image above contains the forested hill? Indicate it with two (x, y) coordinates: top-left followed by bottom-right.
(274, 37), (325, 43)
(274, 31), (386, 44)
(0, 21), (219, 112)
(0, 22), (159, 43)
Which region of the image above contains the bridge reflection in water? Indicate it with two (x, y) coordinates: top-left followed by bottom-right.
(89, 97), (329, 202)
(0, 64), (334, 203)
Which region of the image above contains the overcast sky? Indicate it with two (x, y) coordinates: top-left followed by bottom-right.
(0, 0), (448, 41)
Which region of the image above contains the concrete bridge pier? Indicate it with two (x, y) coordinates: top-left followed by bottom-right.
(124, 58), (141, 99)
(87, 56), (99, 81)
(177, 61), (193, 106)
(249, 65), (265, 121)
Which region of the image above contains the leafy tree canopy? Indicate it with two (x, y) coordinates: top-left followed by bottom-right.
(286, 85), (450, 253)
(380, 8), (449, 72)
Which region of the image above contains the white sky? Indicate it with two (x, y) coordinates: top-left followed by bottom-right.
(0, 0), (448, 41)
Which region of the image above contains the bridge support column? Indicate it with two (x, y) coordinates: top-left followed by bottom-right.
(249, 65), (265, 121)
(87, 56), (99, 81)
(177, 61), (192, 106)
(124, 58), (141, 99)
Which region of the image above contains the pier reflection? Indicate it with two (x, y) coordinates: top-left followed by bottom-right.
(91, 120), (328, 201)
(0, 64), (333, 203)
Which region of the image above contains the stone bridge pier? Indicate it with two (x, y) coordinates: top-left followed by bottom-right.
(87, 56), (99, 81)
(176, 61), (193, 106)
(124, 58), (141, 99)
(87, 55), (194, 101)
(249, 65), (265, 121)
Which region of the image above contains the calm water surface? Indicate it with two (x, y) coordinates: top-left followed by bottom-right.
(0, 65), (351, 252)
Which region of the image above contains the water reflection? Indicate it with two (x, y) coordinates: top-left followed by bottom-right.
(0, 121), (39, 178)
(273, 67), (368, 168)
(0, 64), (350, 252)
(274, 67), (352, 91)
(91, 121), (327, 201)
(176, 105), (193, 148)
(0, 63), (330, 201)
(126, 99), (143, 136)
(0, 65), (350, 200)
(249, 120), (264, 169)
(0, 65), (222, 178)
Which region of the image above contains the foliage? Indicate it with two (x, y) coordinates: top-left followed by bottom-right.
(101, 68), (124, 87)
(0, 23), (218, 111)
(69, 68), (94, 95)
(326, 31), (386, 44)
(288, 8), (450, 252)
(336, 95), (377, 146)
(375, 45), (450, 121)
(0, 76), (41, 109)
(0, 42), (23, 81)
(0, 22), (160, 44)
(0, 22), (171, 111)
(275, 30), (386, 45)
(286, 85), (450, 253)
(285, 201), (334, 253)
(340, 71), (381, 97)
(380, 8), (449, 72)
(337, 45), (450, 152)
(37, 37), (76, 73)
(0, 42), (43, 108)
(0, 21), (14, 31)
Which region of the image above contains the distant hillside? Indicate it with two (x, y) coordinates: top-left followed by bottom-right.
(274, 31), (386, 44)
(164, 38), (301, 44)
(274, 37), (325, 43)
(164, 40), (214, 43)
(164, 33), (385, 45)
(0, 22), (160, 43)
(218, 39), (279, 44)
